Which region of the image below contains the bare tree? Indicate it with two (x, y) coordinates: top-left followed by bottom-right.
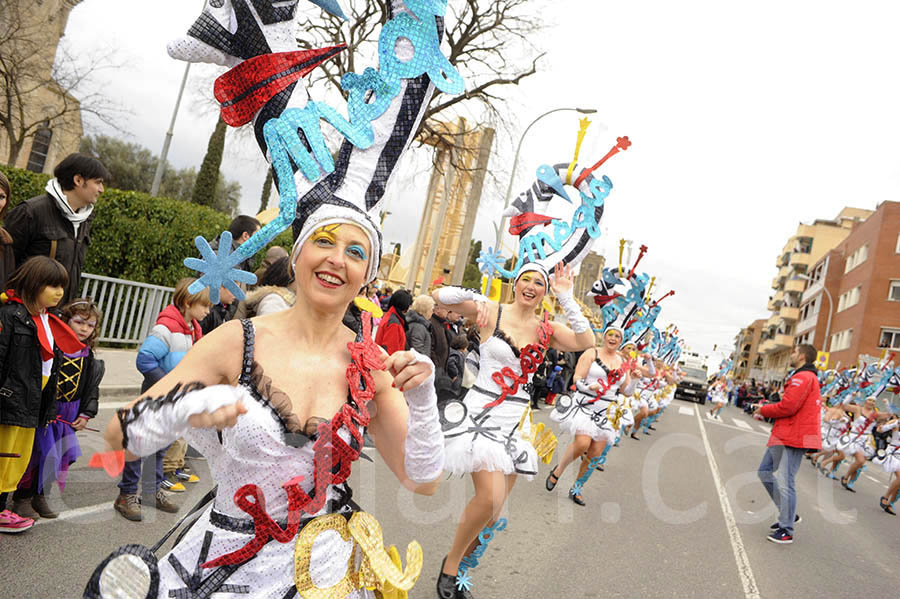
(295, 0), (546, 155)
(0, 0), (122, 166)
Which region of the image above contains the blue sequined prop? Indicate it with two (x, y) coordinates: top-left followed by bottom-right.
(456, 517), (508, 590)
(184, 232), (258, 303)
(572, 456), (604, 492)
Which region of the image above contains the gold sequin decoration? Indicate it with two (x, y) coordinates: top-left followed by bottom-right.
(517, 407), (558, 464)
(293, 512), (423, 597)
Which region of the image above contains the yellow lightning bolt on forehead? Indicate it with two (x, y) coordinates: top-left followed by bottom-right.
(566, 118), (592, 185)
(618, 239), (626, 277)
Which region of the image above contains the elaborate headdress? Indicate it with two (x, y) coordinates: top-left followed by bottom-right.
(173, 0), (464, 301)
(476, 126), (631, 284)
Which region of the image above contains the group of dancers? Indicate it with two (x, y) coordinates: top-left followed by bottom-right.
(808, 393), (900, 515)
(81, 1), (688, 597)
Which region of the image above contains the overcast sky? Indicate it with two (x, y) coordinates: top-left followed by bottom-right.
(59, 0), (900, 364)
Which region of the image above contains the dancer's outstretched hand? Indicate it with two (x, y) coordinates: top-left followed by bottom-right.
(383, 350), (434, 393)
(188, 401), (247, 430)
(550, 263), (575, 295)
(475, 299), (491, 329)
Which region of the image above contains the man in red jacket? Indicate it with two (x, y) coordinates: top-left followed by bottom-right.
(754, 343), (822, 544)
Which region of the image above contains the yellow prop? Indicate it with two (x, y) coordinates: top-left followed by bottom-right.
(294, 512), (423, 598)
(618, 239), (626, 277)
(565, 118), (592, 184)
(481, 275), (502, 302)
(354, 296), (384, 318)
(646, 276), (656, 298)
(517, 407), (558, 463)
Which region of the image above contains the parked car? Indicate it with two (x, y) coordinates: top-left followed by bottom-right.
(675, 366), (709, 404)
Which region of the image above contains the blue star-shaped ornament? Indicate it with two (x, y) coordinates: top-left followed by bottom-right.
(184, 231), (258, 304)
(571, 481), (584, 494)
(455, 571), (473, 591)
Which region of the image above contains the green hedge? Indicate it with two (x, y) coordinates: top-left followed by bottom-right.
(0, 164), (292, 287)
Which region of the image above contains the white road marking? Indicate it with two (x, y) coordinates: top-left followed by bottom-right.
(702, 418), (769, 438)
(758, 425), (770, 434)
(678, 406), (694, 416)
(732, 419), (752, 430)
(694, 404), (761, 599)
(866, 475), (881, 484)
(98, 400), (131, 410)
(33, 501), (112, 525)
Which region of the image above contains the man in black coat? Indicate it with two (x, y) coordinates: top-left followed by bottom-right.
(5, 154), (110, 303)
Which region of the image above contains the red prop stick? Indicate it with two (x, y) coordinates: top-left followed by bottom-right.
(0, 452), (21, 458)
(627, 244), (648, 280)
(88, 450), (125, 478)
(56, 416), (101, 432)
(573, 136), (632, 189)
(650, 290), (675, 308)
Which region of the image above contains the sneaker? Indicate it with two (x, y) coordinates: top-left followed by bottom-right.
(114, 494), (142, 522)
(153, 490), (180, 514)
(11, 498), (40, 520)
(0, 509), (34, 533)
(173, 468), (200, 484)
(160, 478), (186, 492)
(770, 514), (801, 529)
(31, 494), (58, 519)
(767, 528), (793, 544)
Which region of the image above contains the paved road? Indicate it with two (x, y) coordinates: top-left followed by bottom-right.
(3, 400), (898, 598)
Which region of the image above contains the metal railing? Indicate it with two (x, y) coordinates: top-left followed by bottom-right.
(79, 273), (174, 345)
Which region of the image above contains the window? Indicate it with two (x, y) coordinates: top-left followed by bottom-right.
(844, 243), (869, 273)
(25, 127), (52, 173)
(896, 233), (900, 254)
(837, 286), (861, 312)
(890, 281), (900, 301)
(879, 328), (900, 349)
(831, 329), (853, 352)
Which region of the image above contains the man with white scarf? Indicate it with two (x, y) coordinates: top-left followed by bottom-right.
(5, 153), (109, 302)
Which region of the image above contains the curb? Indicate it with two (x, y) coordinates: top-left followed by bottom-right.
(99, 386), (141, 401)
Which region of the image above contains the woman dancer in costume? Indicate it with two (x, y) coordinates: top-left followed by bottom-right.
(874, 415), (900, 514)
(85, 0), (459, 595)
(433, 264), (594, 597)
(820, 396), (891, 491)
(809, 402), (849, 475)
(708, 377), (728, 419)
(548, 326), (637, 505)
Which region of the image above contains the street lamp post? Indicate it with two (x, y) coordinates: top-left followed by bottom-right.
(797, 274), (833, 352)
(483, 107), (597, 296)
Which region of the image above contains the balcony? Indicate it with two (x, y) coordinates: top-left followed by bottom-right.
(801, 280), (823, 303)
(772, 276), (782, 290)
(766, 313), (781, 328)
(759, 334), (793, 354)
(790, 252), (812, 267)
(796, 315), (817, 334)
(779, 306), (800, 321)
(785, 278), (805, 293)
(778, 264), (793, 280)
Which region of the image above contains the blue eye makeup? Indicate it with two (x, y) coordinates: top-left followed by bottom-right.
(346, 244), (368, 260)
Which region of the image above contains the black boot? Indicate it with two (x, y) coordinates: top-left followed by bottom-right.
(437, 557), (474, 598)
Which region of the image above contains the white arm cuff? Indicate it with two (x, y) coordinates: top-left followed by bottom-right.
(402, 350), (445, 483)
(118, 384), (248, 457)
(556, 291), (590, 334)
(435, 287), (488, 306)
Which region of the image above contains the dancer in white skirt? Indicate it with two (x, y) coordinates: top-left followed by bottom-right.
(708, 377), (728, 419)
(875, 416), (900, 514)
(433, 264), (594, 597)
(821, 396), (892, 491)
(809, 403), (849, 475)
(546, 326), (637, 505)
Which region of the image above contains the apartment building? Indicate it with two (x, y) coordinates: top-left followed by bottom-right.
(795, 201), (900, 369)
(758, 207), (874, 380)
(733, 318), (767, 381)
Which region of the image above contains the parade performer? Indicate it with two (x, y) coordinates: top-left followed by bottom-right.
(433, 128), (625, 596)
(874, 415), (900, 514)
(822, 396), (892, 492)
(548, 326), (637, 505)
(13, 298), (104, 520)
(809, 402), (849, 475)
(433, 264), (593, 597)
(85, 1), (456, 596)
(0, 257), (83, 533)
(708, 377), (728, 420)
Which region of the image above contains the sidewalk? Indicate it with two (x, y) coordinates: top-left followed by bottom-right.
(96, 348), (142, 401)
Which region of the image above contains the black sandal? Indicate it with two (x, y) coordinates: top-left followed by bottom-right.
(880, 497), (896, 515)
(546, 467), (560, 491)
(569, 488), (586, 506)
(841, 475), (856, 493)
(630, 432), (640, 441)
